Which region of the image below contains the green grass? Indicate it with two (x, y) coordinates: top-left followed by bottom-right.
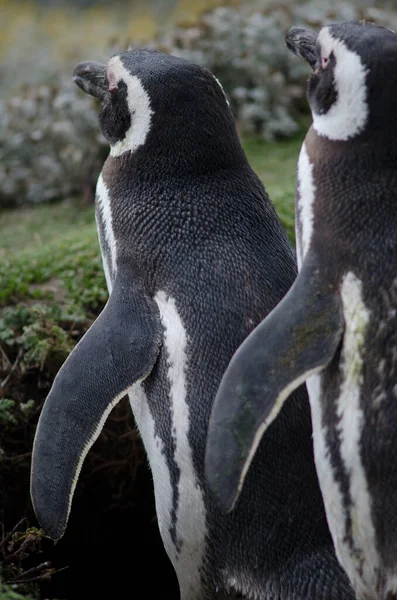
(0, 201), (95, 254)
(242, 132), (304, 243)
(0, 202), (106, 313)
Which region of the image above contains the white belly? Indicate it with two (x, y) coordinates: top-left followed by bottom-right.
(308, 273), (381, 599)
(129, 291), (207, 600)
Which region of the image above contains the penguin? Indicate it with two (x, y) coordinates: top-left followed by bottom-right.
(205, 20), (397, 600)
(30, 49), (353, 599)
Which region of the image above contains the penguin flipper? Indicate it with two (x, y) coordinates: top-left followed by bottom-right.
(30, 268), (162, 540)
(205, 255), (344, 512)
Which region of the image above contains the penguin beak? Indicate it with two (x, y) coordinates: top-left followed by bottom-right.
(73, 61), (107, 101)
(285, 27), (318, 70)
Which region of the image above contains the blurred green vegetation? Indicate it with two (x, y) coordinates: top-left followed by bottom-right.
(243, 133), (304, 243)
(0, 203), (106, 314)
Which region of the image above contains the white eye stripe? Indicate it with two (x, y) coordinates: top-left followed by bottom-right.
(107, 55), (154, 157)
(312, 27), (369, 141)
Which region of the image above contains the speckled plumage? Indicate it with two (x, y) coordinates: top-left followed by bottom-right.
(31, 49), (352, 599)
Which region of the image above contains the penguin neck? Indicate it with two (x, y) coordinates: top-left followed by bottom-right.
(104, 134), (248, 179)
(106, 107), (247, 176)
(306, 123), (397, 162)
(303, 126), (397, 270)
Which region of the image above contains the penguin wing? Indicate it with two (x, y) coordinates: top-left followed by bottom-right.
(205, 254), (344, 512)
(30, 268), (162, 540)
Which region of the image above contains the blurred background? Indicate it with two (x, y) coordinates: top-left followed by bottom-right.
(0, 1), (395, 599)
(1, 0), (396, 209)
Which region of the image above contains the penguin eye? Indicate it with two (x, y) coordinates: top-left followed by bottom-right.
(321, 55), (329, 69)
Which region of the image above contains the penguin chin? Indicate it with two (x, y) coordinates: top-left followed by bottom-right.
(73, 61), (108, 101)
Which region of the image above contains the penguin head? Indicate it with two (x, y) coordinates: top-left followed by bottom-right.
(74, 49), (241, 165)
(286, 21), (397, 141)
